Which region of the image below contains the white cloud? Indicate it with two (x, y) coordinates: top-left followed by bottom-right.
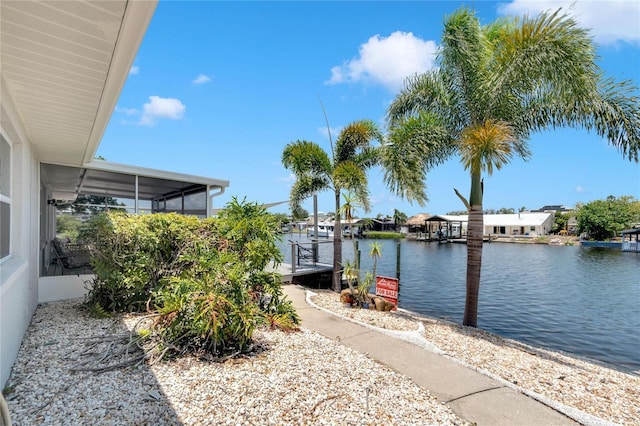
(576, 185), (586, 193)
(129, 65), (140, 75)
(279, 173), (296, 183)
(326, 31), (438, 92)
(193, 74), (212, 84)
(318, 125), (343, 140)
(115, 107), (139, 116)
(139, 96), (186, 126)
(498, 0), (640, 45)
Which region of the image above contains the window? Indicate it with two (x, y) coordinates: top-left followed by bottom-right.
(0, 134), (11, 260)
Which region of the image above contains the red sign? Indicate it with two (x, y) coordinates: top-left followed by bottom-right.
(375, 276), (398, 309)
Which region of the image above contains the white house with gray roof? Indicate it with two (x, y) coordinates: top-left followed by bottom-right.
(483, 213), (554, 236)
(417, 213), (554, 238)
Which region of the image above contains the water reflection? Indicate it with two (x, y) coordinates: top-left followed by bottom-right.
(278, 235), (640, 372)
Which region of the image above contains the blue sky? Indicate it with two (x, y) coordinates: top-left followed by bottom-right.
(98, 0), (640, 217)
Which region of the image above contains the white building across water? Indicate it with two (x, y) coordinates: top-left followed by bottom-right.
(415, 212), (555, 239)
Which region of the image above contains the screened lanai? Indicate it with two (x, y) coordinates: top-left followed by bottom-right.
(42, 160), (228, 216)
(40, 159), (229, 276)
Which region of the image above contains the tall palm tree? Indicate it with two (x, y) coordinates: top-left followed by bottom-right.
(392, 209), (408, 232)
(383, 8), (640, 327)
(282, 120), (383, 292)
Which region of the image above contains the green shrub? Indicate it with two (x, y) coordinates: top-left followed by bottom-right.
(363, 231), (405, 239)
(56, 215), (83, 241)
(82, 197), (298, 359)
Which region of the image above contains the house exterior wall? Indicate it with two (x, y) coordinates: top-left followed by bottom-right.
(1, 83), (40, 388)
(482, 213), (554, 237)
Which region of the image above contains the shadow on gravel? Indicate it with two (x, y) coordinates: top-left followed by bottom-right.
(4, 300), (182, 425)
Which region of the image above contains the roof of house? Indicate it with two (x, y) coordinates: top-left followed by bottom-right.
(426, 214), (468, 222)
(1, 1), (157, 166)
(405, 213), (431, 225)
(3, 1), (230, 207)
(483, 213), (552, 227)
(407, 213), (552, 227)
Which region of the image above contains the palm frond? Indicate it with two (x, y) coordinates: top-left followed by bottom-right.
(382, 112), (456, 206)
(333, 161), (367, 194)
(458, 120), (528, 175)
(387, 72), (452, 126)
(288, 176), (331, 212)
(334, 119), (383, 163)
(486, 8), (599, 123)
(439, 7), (491, 124)
(282, 140), (332, 177)
(582, 78), (640, 162)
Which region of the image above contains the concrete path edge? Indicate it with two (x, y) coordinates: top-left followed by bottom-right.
(302, 289), (618, 426)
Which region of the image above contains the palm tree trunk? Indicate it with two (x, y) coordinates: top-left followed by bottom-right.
(332, 190), (342, 292)
(463, 172), (483, 327)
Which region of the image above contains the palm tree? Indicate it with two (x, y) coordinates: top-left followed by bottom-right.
(282, 120), (383, 292)
(368, 241), (382, 279)
(340, 192), (359, 240)
(341, 192), (361, 278)
(392, 209), (408, 232)
(383, 8), (640, 327)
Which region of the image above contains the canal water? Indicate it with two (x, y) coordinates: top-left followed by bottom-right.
(278, 235), (640, 373)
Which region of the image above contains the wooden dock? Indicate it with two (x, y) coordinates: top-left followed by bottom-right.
(267, 262), (333, 285)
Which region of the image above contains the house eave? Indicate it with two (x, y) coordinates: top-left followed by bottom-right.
(83, 0), (158, 164)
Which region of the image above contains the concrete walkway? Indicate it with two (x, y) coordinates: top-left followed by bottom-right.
(283, 284), (577, 426)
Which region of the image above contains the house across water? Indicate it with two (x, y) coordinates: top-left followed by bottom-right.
(412, 212), (554, 241)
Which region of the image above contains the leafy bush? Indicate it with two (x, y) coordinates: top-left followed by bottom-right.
(56, 215), (83, 241)
(363, 231), (405, 239)
(82, 197), (298, 359)
(576, 195), (640, 241)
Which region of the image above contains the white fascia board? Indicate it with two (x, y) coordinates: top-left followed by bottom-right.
(82, 0), (159, 164)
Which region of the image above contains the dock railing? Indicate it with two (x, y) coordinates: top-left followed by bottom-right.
(287, 239), (333, 273)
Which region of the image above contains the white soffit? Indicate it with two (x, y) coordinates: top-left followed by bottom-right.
(0, 0), (157, 166)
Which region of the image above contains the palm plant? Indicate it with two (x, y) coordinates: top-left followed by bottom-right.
(341, 259), (359, 299)
(369, 241), (382, 279)
(392, 209), (408, 232)
(282, 120), (383, 292)
(357, 241), (383, 306)
(340, 192), (359, 240)
(341, 192), (361, 280)
(383, 8), (640, 327)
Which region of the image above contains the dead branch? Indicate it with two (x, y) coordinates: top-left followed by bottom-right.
(307, 393), (346, 415)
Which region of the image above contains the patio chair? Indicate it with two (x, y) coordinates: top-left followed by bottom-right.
(51, 238), (92, 275)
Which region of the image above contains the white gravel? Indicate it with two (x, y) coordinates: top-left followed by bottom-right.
(5, 299), (467, 425)
(311, 290), (640, 425)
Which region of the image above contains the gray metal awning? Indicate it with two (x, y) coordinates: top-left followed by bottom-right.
(41, 160), (229, 216)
